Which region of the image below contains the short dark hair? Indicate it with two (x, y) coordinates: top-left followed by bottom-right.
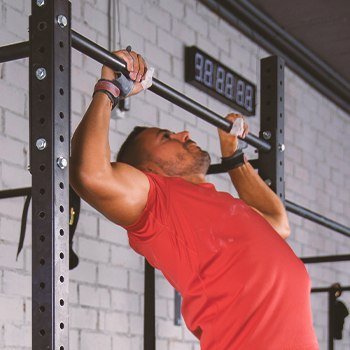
(116, 126), (150, 167)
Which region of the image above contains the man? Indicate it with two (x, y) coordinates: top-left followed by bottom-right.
(70, 49), (319, 349)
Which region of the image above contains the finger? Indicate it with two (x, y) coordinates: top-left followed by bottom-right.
(111, 50), (136, 77)
(127, 51), (139, 81)
(136, 54), (146, 82)
(241, 122), (249, 138)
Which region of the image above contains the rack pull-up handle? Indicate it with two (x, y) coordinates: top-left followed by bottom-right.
(71, 31), (271, 153)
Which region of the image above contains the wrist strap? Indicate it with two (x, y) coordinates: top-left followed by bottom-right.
(221, 149), (247, 171)
(93, 79), (120, 110)
(93, 74), (134, 110)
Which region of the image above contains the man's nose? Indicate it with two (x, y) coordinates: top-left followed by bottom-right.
(173, 131), (190, 142)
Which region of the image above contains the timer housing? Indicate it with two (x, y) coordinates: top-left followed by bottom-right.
(185, 46), (256, 116)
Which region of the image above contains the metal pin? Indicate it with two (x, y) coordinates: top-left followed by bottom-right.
(126, 45), (132, 53)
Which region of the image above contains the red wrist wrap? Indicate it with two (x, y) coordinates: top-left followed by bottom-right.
(94, 81), (120, 98)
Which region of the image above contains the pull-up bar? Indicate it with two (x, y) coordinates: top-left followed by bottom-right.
(71, 31), (270, 152)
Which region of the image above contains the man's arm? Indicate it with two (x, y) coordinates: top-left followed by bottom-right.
(70, 50), (150, 226)
(218, 113), (290, 239)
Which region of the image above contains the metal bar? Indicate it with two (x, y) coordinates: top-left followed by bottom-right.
(328, 289), (336, 350)
(0, 41), (30, 63)
(311, 286), (350, 293)
(301, 254), (350, 264)
(199, 0), (350, 115)
(258, 55), (285, 204)
(285, 200), (350, 238)
(0, 187), (31, 199)
(71, 30), (271, 153)
(30, 1), (71, 349)
(174, 290), (182, 326)
(144, 259), (156, 350)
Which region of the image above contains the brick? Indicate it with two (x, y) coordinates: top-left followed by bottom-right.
(4, 61), (29, 91)
(0, 134), (26, 165)
(69, 329), (79, 350)
(184, 6), (208, 34)
(157, 28), (183, 59)
(112, 334), (132, 350)
(130, 315), (143, 335)
(69, 282), (79, 305)
(129, 98), (158, 126)
(1, 162), (30, 189)
(70, 306), (97, 329)
(0, 242), (24, 269)
(128, 10), (156, 44)
(119, 27), (144, 53)
(156, 298), (168, 318)
(158, 319), (182, 339)
(0, 295), (24, 322)
(111, 289), (139, 313)
(145, 42), (172, 73)
(69, 260), (97, 284)
(156, 276), (174, 299)
(159, 112), (185, 133)
(99, 218), (129, 246)
(169, 340), (193, 350)
(159, 0), (184, 19)
(4, 110), (28, 143)
(81, 331), (111, 350)
(76, 213), (98, 238)
(129, 270), (143, 294)
(102, 311), (129, 333)
(4, 323), (31, 347)
(84, 4), (108, 35)
(145, 3), (171, 31)
(5, 6), (28, 39)
(98, 264), (128, 289)
(111, 245), (142, 270)
(0, 217), (21, 244)
(3, 270), (31, 297)
(80, 285), (110, 308)
(172, 19), (196, 46)
(78, 236), (109, 263)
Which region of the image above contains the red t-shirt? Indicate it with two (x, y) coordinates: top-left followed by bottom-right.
(123, 173), (319, 350)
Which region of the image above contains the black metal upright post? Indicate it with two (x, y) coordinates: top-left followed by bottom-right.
(144, 259), (156, 350)
(30, 1), (71, 349)
(328, 288), (336, 350)
(259, 56), (285, 203)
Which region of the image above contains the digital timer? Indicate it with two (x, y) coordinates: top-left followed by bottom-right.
(185, 46), (256, 116)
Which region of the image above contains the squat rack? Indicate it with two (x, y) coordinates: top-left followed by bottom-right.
(0, 1), (349, 349)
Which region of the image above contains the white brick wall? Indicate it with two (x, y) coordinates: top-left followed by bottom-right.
(1, 1), (350, 350)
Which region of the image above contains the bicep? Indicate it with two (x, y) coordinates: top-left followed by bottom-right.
(249, 206), (290, 240)
(71, 162), (150, 226)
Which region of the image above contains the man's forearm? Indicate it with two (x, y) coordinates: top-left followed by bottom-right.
(70, 93), (113, 186)
(228, 162), (290, 238)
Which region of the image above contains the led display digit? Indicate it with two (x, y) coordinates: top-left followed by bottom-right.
(185, 46), (256, 116)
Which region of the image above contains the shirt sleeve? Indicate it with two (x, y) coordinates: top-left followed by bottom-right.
(121, 172), (169, 243)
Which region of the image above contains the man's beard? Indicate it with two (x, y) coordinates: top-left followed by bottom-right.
(152, 147), (211, 177)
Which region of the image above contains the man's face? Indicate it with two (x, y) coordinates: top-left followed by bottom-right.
(137, 127), (211, 177)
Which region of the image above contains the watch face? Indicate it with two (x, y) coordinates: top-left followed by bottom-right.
(185, 46), (256, 116)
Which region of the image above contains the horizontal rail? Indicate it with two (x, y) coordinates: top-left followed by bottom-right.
(0, 187), (31, 199)
(285, 200), (350, 238)
(311, 286), (350, 294)
(0, 41), (29, 63)
(301, 254), (350, 264)
(71, 31), (271, 152)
